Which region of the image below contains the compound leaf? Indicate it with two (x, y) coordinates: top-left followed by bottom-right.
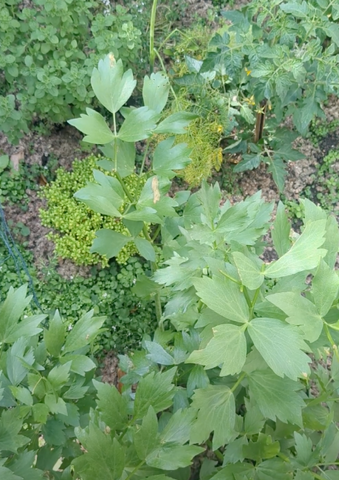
(68, 108), (115, 144)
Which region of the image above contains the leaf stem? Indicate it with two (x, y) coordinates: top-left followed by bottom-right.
(124, 460), (146, 480)
(149, 0), (158, 72)
(139, 139), (150, 175)
(219, 270), (242, 286)
(231, 372), (246, 393)
(206, 439), (224, 462)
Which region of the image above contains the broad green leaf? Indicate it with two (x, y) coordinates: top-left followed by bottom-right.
(44, 311), (65, 357)
(74, 424), (125, 480)
(135, 176), (178, 221)
(7, 338), (34, 386)
(233, 153), (261, 172)
(193, 276), (249, 324)
(133, 368), (177, 419)
(91, 56), (136, 114)
(143, 72), (170, 113)
(210, 463), (254, 480)
(323, 215), (339, 269)
(248, 370), (304, 425)
(197, 181), (221, 225)
(293, 432), (315, 468)
(99, 139), (135, 178)
(272, 202), (291, 257)
(123, 207), (161, 223)
(0, 409), (29, 453)
(243, 405), (265, 436)
(145, 341), (175, 365)
(255, 458), (292, 480)
(154, 112), (198, 134)
(223, 436), (247, 464)
(190, 385), (235, 449)
(44, 394), (67, 415)
(9, 387), (33, 406)
(63, 310), (106, 353)
(118, 106), (159, 142)
(41, 418), (66, 445)
(0, 286), (31, 344)
(293, 97), (318, 136)
(47, 362), (71, 391)
(232, 252), (264, 290)
(248, 318), (310, 380)
(0, 155), (9, 173)
(186, 324), (247, 376)
(134, 406), (158, 460)
(280, 1), (308, 17)
(134, 237), (156, 262)
(68, 108), (115, 144)
(0, 459), (23, 480)
(243, 434), (280, 462)
(4, 314), (44, 344)
(146, 444), (204, 470)
(187, 365), (210, 397)
(265, 220), (327, 278)
(6, 450), (45, 480)
(153, 138), (191, 178)
(266, 292), (323, 342)
(90, 229), (131, 259)
(159, 408), (197, 444)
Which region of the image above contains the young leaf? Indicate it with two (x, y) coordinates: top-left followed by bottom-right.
(63, 310), (106, 353)
(154, 112), (198, 134)
(91, 56), (136, 114)
(153, 138), (192, 178)
(186, 324), (247, 376)
(247, 318), (311, 380)
(74, 424), (125, 480)
(265, 220), (327, 278)
(232, 252), (264, 290)
(247, 369), (304, 426)
(133, 368), (177, 419)
(90, 229), (131, 259)
(134, 406), (158, 460)
(190, 385), (236, 449)
(143, 72), (170, 114)
(118, 107), (159, 142)
(68, 108), (115, 144)
(272, 202), (291, 257)
(193, 276), (250, 324)
(197, 181), (221, 226)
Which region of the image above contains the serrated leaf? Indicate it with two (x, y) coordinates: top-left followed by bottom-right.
(74, 424), (125, 480)
(74, 183), (122, 217)
(145, 341), (175, 365)
(232, 252), (264, 290)
(63, 310), (106, 353)
(293, 97), (318, 136)
(93, 380), (128, 432)
(154, 112), (198, 134)
(186, 324), (247, 376)
(44, 311), (65, 357)
(266, 292), (323, 342)
(243, 434), (280, 462)
(272, 202), (291, 257)
(193, 276), (249, 324)
(233, 153), (261, 172)
(0, 409), (29, 453)
(197, 181), (221, 225)
(160, 408), (197, 444)
(187, 365), (210, 397)
(68, 108), (115, 144)
(255, 458), (291, 480)
(0, 286), (31, 344)
(190, 385), (235, 449)
(134, 237), (156, 262)
(143, 72), (170, 113)
(47, 362), (71, 391)
(7, 451), (45, 480)
(91, 229), (131, 259)
(134, 406), (158, 460)
(265, 220), (327, 278)
(133, 368), (177, 419)
(248, 318), (310, 380)
(312, 259), (339, 316)
(248, 369), (304, 425)
(91, 56), (136, 114)
(267, 156), (287, 192)
(240, 104), (255, 124)
(294, 432), (315, 468)
(153, 138), (191, 178)
(9, 387), (33, 406)
(118, 106), (159, 142)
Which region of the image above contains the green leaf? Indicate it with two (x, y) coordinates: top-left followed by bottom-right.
(272, 202), (291, 257)
(265, 220), (327, 278)
(210, 463), (254, 480)
(312, 259), (339, 317)
(0, 459), (25, 480)
(232, 252), (264, 290)
(153, 138), (191, 178)
(145, 341), (175, 365)
(0, 155), (9, 173)
(267, 156), (287, 192)
(154, 112), (198, 134)
(44, 311), (65, 357)
(193, 276), (249, 324)
(255, 458), (292, 480)
(6, 451), (45, 480)
(99, 139), (135, 178)
(243, 434), (280, 462)
(146, 444), (203, 470)
(186, 324), (247, 376)
(248, 370), (304, 425)
(143, 72), (170, 113)
(134, 237), (156, 262)
(0, 286), (31, 344)
(4, 314), (44, 344)
(323, 215), (339, 269)
(9, 386), (33, 406)
(133, 368), (177, 419)
(280, 1), (308, 18)
(118, 107), (159, 142)
(293, 97), (318, 136)
(197, 181), (221, 225)
(134, 406), (158, 460)
(267, 292), (323, 342)
(63, 310), (106, 353)
(91, 56), (136, 114)
(190, 385), (235, 449)
(90, 229), (131, 259)
(293, 432), (315, 468)
(233, 153), (261, 172)
(159, 408), (197, 444)
(47, 362), (71, 391)
(74, 424), (125, 480)
(0, 409), (29, 453)
(247, 318), (310, 380)
(187, 365), (210, 397)
(68, 108), (115, 144)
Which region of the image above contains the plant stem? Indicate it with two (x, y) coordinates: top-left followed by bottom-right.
(124, 461), (146, 480)
(139, 140), (150, 175)
(206, 439), (224, 462)
(231, 372), (246, 393)
(149, 0), (159, 73)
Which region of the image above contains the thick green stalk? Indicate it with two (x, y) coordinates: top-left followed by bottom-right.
(149, 0), (159, 73)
